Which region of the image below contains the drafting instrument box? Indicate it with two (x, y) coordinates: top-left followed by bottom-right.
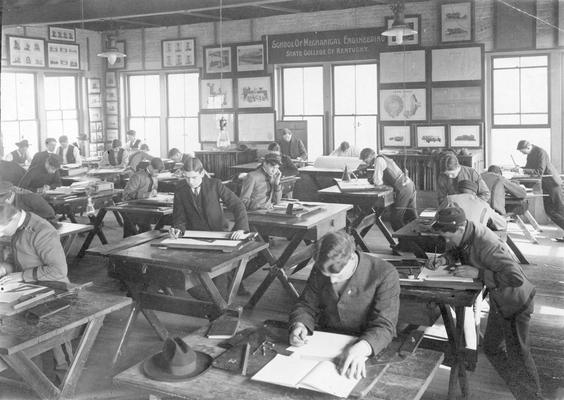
(0, 282), (55, 316)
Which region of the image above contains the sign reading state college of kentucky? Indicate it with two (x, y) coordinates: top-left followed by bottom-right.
(265, 28), (386, 64)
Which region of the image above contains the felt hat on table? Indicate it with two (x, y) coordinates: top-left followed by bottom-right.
(143, 337), (212, 382)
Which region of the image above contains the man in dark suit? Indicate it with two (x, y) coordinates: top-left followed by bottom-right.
(516, 140), (564, 242)
(19, 154), (62, 192)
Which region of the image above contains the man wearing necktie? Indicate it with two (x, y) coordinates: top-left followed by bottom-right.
(239, 152), (282, 211)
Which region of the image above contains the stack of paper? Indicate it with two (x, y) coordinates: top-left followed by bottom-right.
(0, 282), (54, 316)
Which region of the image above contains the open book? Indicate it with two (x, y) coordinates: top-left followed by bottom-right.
(252, 331), (359, 398)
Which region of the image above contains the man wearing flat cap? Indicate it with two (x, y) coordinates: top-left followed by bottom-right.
(0, 181), (59, 228)
(430, 205), (542, 400)
(515, 140), (564, 242)
(4, 139), (31, 165)
(239, 152), (283, 211)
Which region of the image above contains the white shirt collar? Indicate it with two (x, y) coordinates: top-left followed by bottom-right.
(16, 210), (27, 229)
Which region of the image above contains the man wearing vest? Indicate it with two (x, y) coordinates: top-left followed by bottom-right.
(125, 130), (141, 152)
(4, 139), (31, 165)
(360, 148), (418, 231)
(102, 139), (128, 167)
(57, 135), (81, 165)
(279, 128), (307, 160)
(437, 153), (490, 205)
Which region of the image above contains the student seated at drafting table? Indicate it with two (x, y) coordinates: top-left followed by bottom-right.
(289, 231), (400, 380)
(239, 152), (283, 211)
(169, 156), (249, 297)
(0, 181), (60, 228)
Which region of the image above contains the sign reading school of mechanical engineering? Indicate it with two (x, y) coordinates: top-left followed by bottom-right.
(265, 28), (386, 64)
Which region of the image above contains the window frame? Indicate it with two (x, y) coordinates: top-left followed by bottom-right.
(491, 54), (550, 129)
(165, 71), (201, 152)
(43, 73), (80, 138)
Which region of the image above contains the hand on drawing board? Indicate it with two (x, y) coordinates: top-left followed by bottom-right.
(168, 227), (182, 240)
(424, 255), (447, 271)
(230, 230), (246, 240)
(338, 340), (372, 380)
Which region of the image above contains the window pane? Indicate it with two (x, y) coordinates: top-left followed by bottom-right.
(129, 76), (146, 115)
(145, 75), (160, 116)
(168, 117), (200, 153)
(303, 67), (323, 115)
(17, 74), (36, 119)
(333, 116), (355, 148)
(168, 75), (185, 117)
(19, 121), (38, 150)
(493, 69), (519, 114)
(46, 110), (61, 120)
(1, 122), (19, 153)
(44, 76), (60, 110)
(355, 64), (377, 115)
(521, 67), (547, 113)
(355, 116), (377, 150)
(283, 68), (304, 115)
(62, 119), (78, 136)
(520, 56), (547, 67)
(184, 74), (199, 116)
(494, 114), (520, 125)
(62, 109), (77, 119)
(168, 118), (185, 149)
(1, 74), (18, 120)
(521, 114), (548, 125)
(59, 76), (76, 109)
(47, 120), (63, 136)
(334, 66), (355, 114)
(143, 118), (160, 153)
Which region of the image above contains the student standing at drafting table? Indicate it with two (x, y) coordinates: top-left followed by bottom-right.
(437, 153), (490, 205)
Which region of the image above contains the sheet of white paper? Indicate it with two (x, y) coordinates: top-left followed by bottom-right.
(299, 359), (359, 398)
(287, 331), (356, 360)
(160, 238), (240, 247)
(251, 354), (318, 388)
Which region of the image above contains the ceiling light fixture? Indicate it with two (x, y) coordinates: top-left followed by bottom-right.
(381, 0), (417, 45)
(98, 34), (126, 65)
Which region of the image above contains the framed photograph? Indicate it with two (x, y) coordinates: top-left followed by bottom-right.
(199, 113), (235, 142)
(416, 125), (446, 148)
(431, 86), (482, 120)
(381, 125), (411, 148)
(449, 124), (482, 148)
(380, 88), (427, 121)
(7, 36), (46, 68)
(380, 50), (426, 84)
(200, 79), (234, 109)
(106, 88), (118, 101)
(106, 101), (118, 115)
(105, 71), (117, 87)
(89, 121), (103, 134)
(89, 108), (102, 122)
(107, 41), (126, 69)
(88, 93), (101, 108)
(441, 2), (474, 43)
(47, 42), (80, 69)
(106, 115), (119, 129)
(204, 46), (232, 75)
(237, 76), (272, 108)
(48, 26), (76, 42)
(162, 38), (196, 68)
(106, 129), (119, 141)
(87, 78), (101, 94)
(236, 42), (265, 72)
(431, 46), (482, 82)
(385, 15), (420, 46)
(238, 112), (276, 142)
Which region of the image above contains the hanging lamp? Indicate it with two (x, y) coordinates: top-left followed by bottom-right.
(381, 0), (417, 45)
(98, 33), (126, 65)
(216, 0), (231, 149)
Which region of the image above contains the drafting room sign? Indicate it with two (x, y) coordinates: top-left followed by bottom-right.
(265, 28), (386, 64)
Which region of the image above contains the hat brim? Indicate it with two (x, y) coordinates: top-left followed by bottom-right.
(143, 351), (212, 382)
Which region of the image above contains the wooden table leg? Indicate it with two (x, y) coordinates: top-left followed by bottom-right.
(454, 306), (469, 399)
(523, 210), (542, 232)
(198, 273), (228, 311)
(514, 215), (538, 244)
(0, 352), (60, 400)
(373, 208), (397, 249)
(77, 208), (108, 258)
(226, 256), (249, 305)
(112, 301), (141, 365)
(350, 210), (371, 252)
(440, 304), (469, 400)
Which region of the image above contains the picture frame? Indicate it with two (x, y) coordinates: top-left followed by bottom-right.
(380, 125), (412, 148)
(89, 121), (103, 135)
(7, 35), (46, 68)
(87, 78), (101, 94)
(89, 108), (102, 122)
(47, 42), (80, 69)
(416, 125), (446, 148)
(449, 124), (482, 148)
(48, 26), (76, 42)
(440, 2), (474, 43)
(431, 86), (482, 120)
(431, 46), (482, 82)
(200, 78), (234, 109)
(106, 115), (119, 129)
(385, 15), (420, 46)
(379, 88), (427, 121)
(199, 112), (235, 142)
(237, 76), (272, 108)
(105, 71), (117, 87)
(106, 88), (118, 101)
(107, 41), (126, 69)
(106, 101), (118, 115)
(238, 112), (276, 142)
(204, 46), (232, 75)
(380, 50), (426, 84)
(88, 93), (101, 108)
(161, 38), (196, 68)
(236, 42), (265, 72)
(106, 129), (119, 141)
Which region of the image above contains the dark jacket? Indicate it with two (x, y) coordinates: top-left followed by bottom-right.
(481, 172), (527, 215)
(7, 211), (68, 283)
(443, 221), (535, 318)
(280, 137), (307, 160)
(290, 252), (400, 356)
(523, 145), (562, 187)
(19, 165), (61, 192)
(239, 168), (282, 211)
(437, 165), (490, 205)
(30, 151), (60, 168)
(172, 176), (249, 233)
(123, 169), (158, 200)
(0, 160), (26, 185)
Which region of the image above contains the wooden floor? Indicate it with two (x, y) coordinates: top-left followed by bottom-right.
(1, 203), (563, 400)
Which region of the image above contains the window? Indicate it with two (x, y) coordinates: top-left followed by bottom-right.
(167, 73), (200, 153)
(1, 72), (38, 154)
(44, 75), (79, 139)
(492, 55), (548, 127)
(333, 64), (378, 151)
(282, 66), (324, 159)
(128, 75), (161, 153)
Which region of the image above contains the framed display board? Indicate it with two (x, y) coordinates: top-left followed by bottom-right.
(48, 26), (76, 42)
(415, 125), (446, 148)
(200, 78), (233, 109)
(105, 72), (117, 87)
(380, 50), (426, 84)
(431, 46), (482, 82)
(380, 125), (412, 148)
(238, 112), (275, 142)
(88, 93), (101, 107)
(47, 42), (80, 69)
(87, 78), (101, 94)
(204, 46), (232, 75)
(7, 36), (46, 68)
(236, 42), (265, 72)
(199, 113), (235, 142)
(237, 76), (272, 108)
(431, 86), (481, 120)
(162, 38), (196, 68)
(449, 124), (482, 148)
(106, 88), (118, 101)
(440, 2), (474, 43)
(380, 88), (427, 121)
